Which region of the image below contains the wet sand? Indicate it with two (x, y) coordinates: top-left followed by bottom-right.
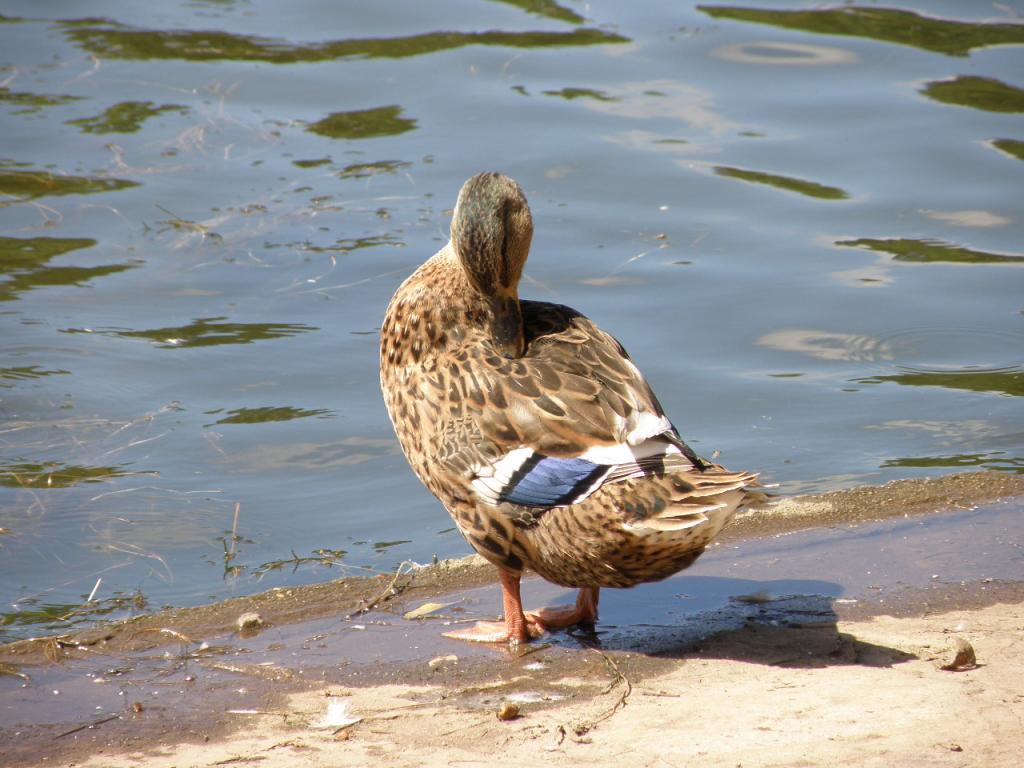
(2, 470), (1023, 767)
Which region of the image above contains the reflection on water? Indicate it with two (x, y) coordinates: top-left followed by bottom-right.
(712, 41), (856, 66)
(757, 329), (892, 363)
(63, 317), (318, 348)
(0, 236), (135, 301)
(837, 237), (1024, 264)
(67, 100), (188, 134)
(698, 5), (1024, 57)
(869, 419), (1023, 474)
(922, 75), (1024, 113)
(714, 165), (849, 200)
(920, 210), (1010, 228)
(219, 437), (400, 473)
(307, 106), (417, 140)
(62, 21), (629, 63)
(566, 79), (737, 135)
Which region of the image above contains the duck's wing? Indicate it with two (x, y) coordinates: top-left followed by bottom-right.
(462, 301), (708, 510)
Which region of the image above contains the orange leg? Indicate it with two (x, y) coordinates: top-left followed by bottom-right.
(443, 570), (600, 644)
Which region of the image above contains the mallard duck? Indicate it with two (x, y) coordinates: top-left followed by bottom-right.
(380, 172), (757, 644)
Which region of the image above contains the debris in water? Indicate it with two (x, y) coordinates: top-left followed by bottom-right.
(732, 590), (773, 604)
(403, 601), (452, 620)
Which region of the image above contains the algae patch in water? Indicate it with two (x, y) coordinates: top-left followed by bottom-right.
(0, 87), (82, 116)
(300, 234), (403, 255)
(60, 21), (628, 63)
(64, 317), (318, 348)
(0, 461), (135, 489)
(338, 160), (413, 179)
(543, 87), (619, 102)
(0, 366), (70, 386)
(714, 165), (849, 200)
(922, 76), (1024, 113)
(698, 5), (1024, 57)
(493, 0), (586, 24)
(0, 169), (139, 200)
(213, 406), (332, 426)
(991, 139), (1024, 162)
(307, 105), (416, 140)
(67, 100), (188, 134)
(881, 453), (1023, 473)
(0, 236), (136, 302)
(856, 370), (1024, 399)
(837, 237), (1024, 265)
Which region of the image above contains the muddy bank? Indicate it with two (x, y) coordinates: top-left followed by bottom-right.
(3, 581), (1022, 768)
(1, 470), (1023, 767)
(3, 470), (1020, 666)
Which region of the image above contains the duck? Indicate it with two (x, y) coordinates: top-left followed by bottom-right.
(380, 172), (758, 644)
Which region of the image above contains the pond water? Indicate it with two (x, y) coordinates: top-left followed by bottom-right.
(1, 0), (1022, 641)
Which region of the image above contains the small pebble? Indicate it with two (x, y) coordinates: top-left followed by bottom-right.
(237, 612), (264, 632)
(496, 701), (520, 721)
(428, 654), (458, 669)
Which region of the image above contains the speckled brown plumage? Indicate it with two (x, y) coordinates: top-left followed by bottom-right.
(380, 172), (757, 643)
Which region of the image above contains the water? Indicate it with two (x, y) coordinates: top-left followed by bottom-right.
(1, 1), (1022, 640)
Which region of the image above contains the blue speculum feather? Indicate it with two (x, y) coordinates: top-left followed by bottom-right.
(499, 454), (607, 507)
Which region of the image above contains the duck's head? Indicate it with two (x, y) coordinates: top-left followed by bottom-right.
(451, 172), (533, 359)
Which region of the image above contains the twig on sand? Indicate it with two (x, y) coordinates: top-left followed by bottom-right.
(54, 714), (120, 739)
(564, 648), (633, 741)
(346, 561), (418, 618)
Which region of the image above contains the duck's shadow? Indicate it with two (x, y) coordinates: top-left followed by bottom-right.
(545, 576), (916, 669)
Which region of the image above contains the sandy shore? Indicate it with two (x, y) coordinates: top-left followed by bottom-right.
(7, 599), (1020, 768)
(2, 471), (1023, 767)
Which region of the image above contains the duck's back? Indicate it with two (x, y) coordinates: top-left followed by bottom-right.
(381, 267), (755, 588)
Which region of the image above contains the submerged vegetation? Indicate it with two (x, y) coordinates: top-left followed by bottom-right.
(837, 238), (1024, 264)
(921, 76), (1024, 113)
(698, 5), (1024, 57)
(714, 166), (849, 200)
(61, 21), (629, 63)
(857, 370), (1024, 398)
(212, 406), (332, 425)
(0, 87), (82, 115)
(307, 106), (417, 140)
(0, 461), (139, 489)
(67, 100), (189, 134)
(0, 169), (139, 200)
(992, 139), (1024, 162)
(0, 236), (135, 302)
(64, 317), (319, 348)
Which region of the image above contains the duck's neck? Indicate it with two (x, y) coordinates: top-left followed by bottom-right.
(402, 245), (524, 362)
